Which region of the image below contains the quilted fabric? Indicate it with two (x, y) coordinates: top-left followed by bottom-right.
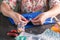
(15, 29), (60, 40)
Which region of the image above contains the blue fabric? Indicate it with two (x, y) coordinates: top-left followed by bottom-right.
(8, 11), (55, 28)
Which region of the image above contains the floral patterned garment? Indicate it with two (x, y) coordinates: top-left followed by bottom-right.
(3, 0), (60, 13)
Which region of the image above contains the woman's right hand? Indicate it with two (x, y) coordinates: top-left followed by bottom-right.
(11, 13), (29, 25)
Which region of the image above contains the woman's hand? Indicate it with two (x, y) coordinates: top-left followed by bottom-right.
(31, 12), (53, 25)
(12, 13), (29, 25)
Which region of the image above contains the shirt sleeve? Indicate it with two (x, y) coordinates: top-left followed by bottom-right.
(49, 0), (60, 8)
(3, 0), (17, 10)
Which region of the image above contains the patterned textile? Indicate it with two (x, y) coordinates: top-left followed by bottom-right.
(3, 0), (60, 13)
(15, 29), (60, 40)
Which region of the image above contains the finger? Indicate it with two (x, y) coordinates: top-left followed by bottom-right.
(21, 16), (27, 21)
(20, 21), (27, 27)
(13, 18), (19, 25)
(33, 16), (40, 20)
(31, 19), (39, 23)
(21, 15), (29, 22)
(32, 22), (40, 25)
(33, 13), (44, 20)
(32, 21), (41, 25)
(22, 21), (28, 25)
(32, 19), (42, 25)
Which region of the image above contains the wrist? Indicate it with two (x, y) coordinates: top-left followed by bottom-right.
(43, 12), (51, 18)
(43, 11), (55, 18)
(45, 11), (59, 18)
(9, 11), (16, 18)
(10, 12), (21, 20)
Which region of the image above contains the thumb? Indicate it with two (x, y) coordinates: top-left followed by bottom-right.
(21, 15), (28, 22)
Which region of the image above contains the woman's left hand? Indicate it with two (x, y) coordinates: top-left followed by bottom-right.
(31, 12), (50, 25)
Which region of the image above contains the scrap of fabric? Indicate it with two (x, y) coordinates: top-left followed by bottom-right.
(15, 29), (60, 40)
